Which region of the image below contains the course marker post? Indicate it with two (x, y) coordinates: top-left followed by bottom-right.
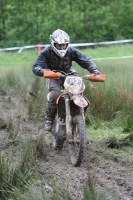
(38, 44), (41, 54)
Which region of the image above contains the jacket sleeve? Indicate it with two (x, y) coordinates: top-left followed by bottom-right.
(32, 46), (50, 77)
(71, 47), (98, 73)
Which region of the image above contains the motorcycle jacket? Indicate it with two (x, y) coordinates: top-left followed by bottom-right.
(32, 45), (98, 76)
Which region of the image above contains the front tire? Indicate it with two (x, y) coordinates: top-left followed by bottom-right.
(69, 115), (86, 167)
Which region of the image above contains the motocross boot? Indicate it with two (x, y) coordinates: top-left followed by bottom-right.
(44, 102), (57, 131)
(45, 89), (62, 131)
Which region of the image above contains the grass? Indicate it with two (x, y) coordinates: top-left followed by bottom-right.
(83, 171), (112, 200)
(0, 44), (133, 199)
(0, 135), (70, 200)
(28, 77), (47, 116)
(1, 44), (133, 139)
(0, 147), (35, 199)
(81, 43), (133, 58)
(0, 44), (132, 130)
(0, 43), (133, 70)
(0, 49), (37, 71)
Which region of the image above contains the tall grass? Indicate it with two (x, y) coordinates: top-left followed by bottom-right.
(88, 62), (132, 124)
(0, 143), (70, 200)
(0, 146), (35, 199)
(28, 77), (47, 117)
(0, 45), (133, 199)
(83, 171), (113, 200)
(1, 46), (133, 129)
(73, 57), (133, 129)
(0, 49), (47, 94)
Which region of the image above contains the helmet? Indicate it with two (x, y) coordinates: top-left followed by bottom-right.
(50, 29), (70, 58)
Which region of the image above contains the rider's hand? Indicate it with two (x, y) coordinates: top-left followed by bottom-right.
(92, 69), (101, 76)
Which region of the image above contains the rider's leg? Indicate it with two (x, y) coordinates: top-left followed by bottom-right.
(45, 90), (62, 131)
(45, 79), (62, 131)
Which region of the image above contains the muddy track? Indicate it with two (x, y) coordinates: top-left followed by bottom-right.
(37, 135), (133, 200)
(0, 91), (133, 200)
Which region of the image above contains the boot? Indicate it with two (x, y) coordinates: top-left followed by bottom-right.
(44, 102), (56, 131)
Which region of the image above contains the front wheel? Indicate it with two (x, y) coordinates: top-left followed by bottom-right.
(69, 115), (86, 167)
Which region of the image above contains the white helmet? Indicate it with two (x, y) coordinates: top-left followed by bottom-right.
(50, 29), (70, 58)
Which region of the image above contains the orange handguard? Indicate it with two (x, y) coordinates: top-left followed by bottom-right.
(86, 74), (106, 82)
(43, 70), (62, 79)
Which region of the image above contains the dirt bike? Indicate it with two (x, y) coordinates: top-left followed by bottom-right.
(44, 70), (105, 167)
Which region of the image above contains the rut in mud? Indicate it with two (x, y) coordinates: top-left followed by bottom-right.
(0, 89), (133, 200)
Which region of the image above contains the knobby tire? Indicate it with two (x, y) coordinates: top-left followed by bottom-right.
(69, 115), (86, 167)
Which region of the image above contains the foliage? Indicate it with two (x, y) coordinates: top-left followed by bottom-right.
(0, 147), (35, 199)
(0, 143), (70, 200)
(123, 111), (133, 132)
(28, 77), (47, 117)
(0, 0), (133, 47)
(0, 45), (133, 200)
(83, 56), (133, 125)
(98, 132), (133, 149)
(83, 170), (112, 200)
(1, 45), (133, 129)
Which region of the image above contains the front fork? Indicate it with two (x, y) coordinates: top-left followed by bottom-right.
(64, 95), (85, 138)
(79, 107), (85, 122)
(64, 95), (72, 138)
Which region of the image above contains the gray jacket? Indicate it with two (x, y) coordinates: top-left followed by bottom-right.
(32, 45), (98, 76)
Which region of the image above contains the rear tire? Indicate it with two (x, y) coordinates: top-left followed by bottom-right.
(69, 115), (86, 167)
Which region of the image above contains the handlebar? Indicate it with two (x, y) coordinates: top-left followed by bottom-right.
(43, 70), (106, 82)
(53, 70), (77, 76)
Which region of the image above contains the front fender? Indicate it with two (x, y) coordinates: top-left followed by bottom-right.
(70, 95), (90, 108)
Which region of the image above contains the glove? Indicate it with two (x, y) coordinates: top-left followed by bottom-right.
(43, 70), (62, 79)
(92, 69), (101, 76)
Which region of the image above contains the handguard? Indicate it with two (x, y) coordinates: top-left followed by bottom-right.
(85, 74), (106, 82)
(43, 70), (62, 79)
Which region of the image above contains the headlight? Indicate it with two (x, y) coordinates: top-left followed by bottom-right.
(64, 76), (85, 94)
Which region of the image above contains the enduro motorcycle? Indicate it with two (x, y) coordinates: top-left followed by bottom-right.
(44, 70), (105, 167)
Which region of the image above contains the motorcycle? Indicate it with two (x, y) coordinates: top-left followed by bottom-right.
(44, 70), (105, 167)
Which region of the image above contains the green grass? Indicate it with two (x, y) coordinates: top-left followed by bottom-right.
(0, 49), (37, 71)
(1, 44), (133, 128)
(0, 43), (133, 70)
(0, 44), (133, 199)
(80, 43), (133, 58)
(0, 147), (35, 199)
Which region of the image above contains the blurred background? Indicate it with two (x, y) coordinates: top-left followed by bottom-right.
(0, 0), (133, 47)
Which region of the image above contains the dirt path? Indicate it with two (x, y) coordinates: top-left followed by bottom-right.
(0, 90), (133, 200)
(37, 134), (133, 200)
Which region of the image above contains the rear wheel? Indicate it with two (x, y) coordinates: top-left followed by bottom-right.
(69, 115), (86, 167)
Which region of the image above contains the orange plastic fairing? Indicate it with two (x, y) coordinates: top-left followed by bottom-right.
(43, 71), (62, 79)
(86, 74), (106, 82)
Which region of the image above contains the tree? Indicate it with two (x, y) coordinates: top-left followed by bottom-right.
(0, 0), (133, 47)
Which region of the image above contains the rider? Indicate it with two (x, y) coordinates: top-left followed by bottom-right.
(32, 29), (101, 131)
